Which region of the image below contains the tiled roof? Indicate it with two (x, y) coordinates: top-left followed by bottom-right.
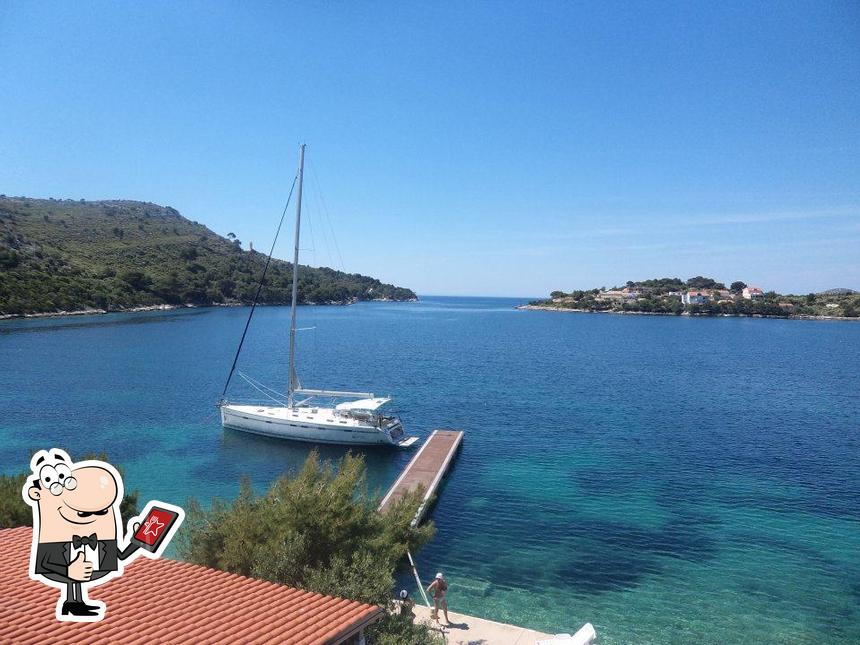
(0, 527), (383, 644)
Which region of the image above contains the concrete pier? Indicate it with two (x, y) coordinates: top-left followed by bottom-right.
(412, 604), (553, 644)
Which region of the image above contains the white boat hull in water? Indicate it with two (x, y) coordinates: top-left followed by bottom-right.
(221, 404), (417, 447)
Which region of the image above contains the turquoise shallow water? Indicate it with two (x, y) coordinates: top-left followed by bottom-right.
(1, 297), (859, 643)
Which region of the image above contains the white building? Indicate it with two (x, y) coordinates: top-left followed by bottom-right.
(681, 290), (711, 305)
(742, 286), (764, 300)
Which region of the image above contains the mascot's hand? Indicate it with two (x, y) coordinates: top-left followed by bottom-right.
(67, 552), (93, 581)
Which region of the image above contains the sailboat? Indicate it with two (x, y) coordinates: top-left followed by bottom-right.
(219, 144), (418, 448)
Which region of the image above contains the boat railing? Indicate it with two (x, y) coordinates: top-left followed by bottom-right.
(222, 396), (288, 407)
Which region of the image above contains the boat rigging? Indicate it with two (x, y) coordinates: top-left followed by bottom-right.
(218, 144), (417, 448)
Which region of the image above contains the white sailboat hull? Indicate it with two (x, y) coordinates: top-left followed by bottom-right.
(220, 404), (416, 447)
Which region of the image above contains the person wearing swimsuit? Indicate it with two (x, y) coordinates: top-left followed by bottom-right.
(426, 572), (449, 624)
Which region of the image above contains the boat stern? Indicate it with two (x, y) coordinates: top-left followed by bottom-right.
(384, 417), (417, 448)
(396, 436), (419, 448)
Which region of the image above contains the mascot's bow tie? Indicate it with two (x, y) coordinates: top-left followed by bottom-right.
(72, 534), (98, 549)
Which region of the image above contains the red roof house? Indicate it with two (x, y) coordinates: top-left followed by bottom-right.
(681, 290), (711, 305)
(742, 286), (764, 300)
(0, 527), (382, 644)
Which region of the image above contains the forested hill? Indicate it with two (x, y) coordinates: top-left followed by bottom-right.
(0, 197), (416, 315)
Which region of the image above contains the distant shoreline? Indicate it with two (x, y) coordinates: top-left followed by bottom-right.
(0, 298), (419, 321)
(516, 304), (859, 322)
(0, 303), (190, 321)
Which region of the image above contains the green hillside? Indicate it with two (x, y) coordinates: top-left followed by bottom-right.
(0, 197), (416, 315)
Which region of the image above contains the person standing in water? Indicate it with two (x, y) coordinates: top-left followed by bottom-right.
(427, 572), (449, 623)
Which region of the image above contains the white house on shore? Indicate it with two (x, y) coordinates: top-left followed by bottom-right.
(742, 286), (765, 300)
(681, 290), (711, 305)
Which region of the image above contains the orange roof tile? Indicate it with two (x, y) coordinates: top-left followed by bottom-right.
(0, 527), (382, 645)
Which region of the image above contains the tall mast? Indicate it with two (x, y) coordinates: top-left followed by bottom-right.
(287, 143), (305, 405)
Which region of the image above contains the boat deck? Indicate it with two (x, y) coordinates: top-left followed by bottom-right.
(226, 403), (367, 427)
(378, 428), (464, 525)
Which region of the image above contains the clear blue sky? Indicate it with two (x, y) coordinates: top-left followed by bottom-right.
(1, 2), (858, 296)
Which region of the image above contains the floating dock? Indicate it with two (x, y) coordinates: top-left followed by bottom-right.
(378, 428), (464, 525)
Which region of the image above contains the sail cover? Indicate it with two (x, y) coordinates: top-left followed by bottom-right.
(335, 397), (390, 411)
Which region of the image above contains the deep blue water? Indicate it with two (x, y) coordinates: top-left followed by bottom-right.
(2, 297), (859, 644)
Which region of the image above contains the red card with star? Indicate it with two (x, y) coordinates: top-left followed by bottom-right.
(131, 506), (180, 553)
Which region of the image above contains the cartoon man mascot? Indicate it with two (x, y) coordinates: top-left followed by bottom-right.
(22, 448), (183, 621)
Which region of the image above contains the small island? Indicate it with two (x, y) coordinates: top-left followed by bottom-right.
(522, 277), (859, 319)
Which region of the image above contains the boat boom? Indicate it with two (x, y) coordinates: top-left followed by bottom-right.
(294, 388), (377, 399)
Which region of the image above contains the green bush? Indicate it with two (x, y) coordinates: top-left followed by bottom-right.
(178, 451), (441, 644)
(0, 472), (31, 528)
(0, 454), (139, 531)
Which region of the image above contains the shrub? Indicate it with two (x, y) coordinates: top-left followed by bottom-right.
(0, 454), (139, 531)
(178, 452), (440, 644)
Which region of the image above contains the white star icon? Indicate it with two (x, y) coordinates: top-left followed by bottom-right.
(143, 516), (164, 539)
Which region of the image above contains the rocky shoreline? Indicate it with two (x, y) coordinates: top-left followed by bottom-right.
(0, 303), (190, 320)
(516, 304), (858, 322)
(0, 297), (420, 321)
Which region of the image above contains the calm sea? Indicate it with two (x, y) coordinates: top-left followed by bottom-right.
(2, 297), (858, 644)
